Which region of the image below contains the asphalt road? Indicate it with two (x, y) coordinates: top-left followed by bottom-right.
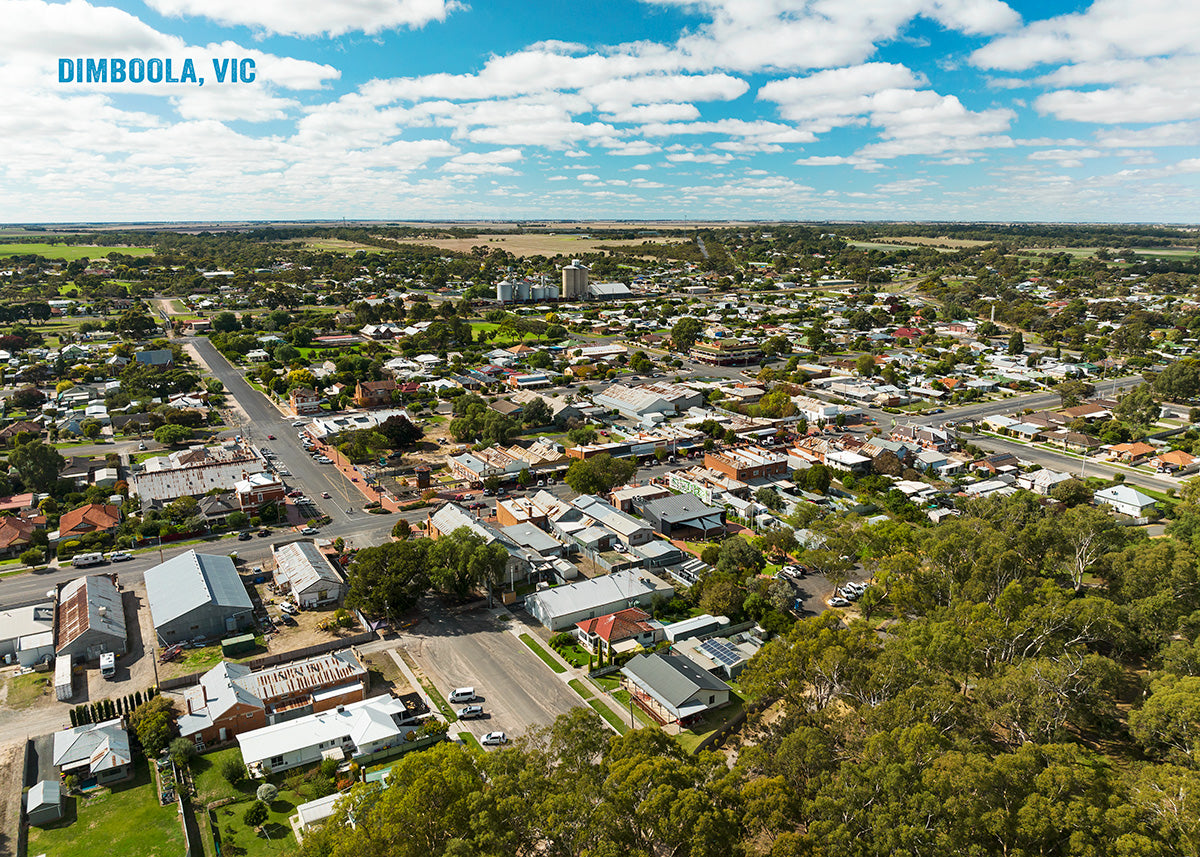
(188, 336), (377, 526)
(401, 606), (583, 743)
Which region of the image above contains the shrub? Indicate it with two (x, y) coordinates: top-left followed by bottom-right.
(549, 632), (576, 649)
(243, 800), (268, 828)
(19, 547), (43, 567)
(168, 737), (196, 768)
(256, 783), (278, 804)
(219, 754), (247, 786)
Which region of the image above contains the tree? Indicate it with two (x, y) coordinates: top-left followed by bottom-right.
(1049, 477), (1092, 507)
(392, 519), (412, 540)
(10, 441), (64, 493)
(1007, 330), (1024, 355)
(81, 420), (101, 439)
(427, 526), (509, 599)
(1154, 358), (1200, 402)
(275, 343), (300, 364)
(1055, 379), (1092, 408)
(567, 425), (597, 446)
(1129, 675), (1200, 761)
(257, 782), (279, 804)
(153, 424), (193, 446)
(378, 414), (423, 448)
(11, 385), (44, 410)
(564, 454), (636, 495)
(128, 695), (176, 757)
(855, 353), (876, 377)
(219, 753), (247, 785)
(211, 311), (240, 333)
(243, 800), (269, 829)
(168, 737), (196, 768)
(671, 317), (704, 351)
(755, 487), (784, 512)
(715, 536), (765, 577)
(517, 468), (533, 487)
(522, 397), (552, 427)
(19, 547), (43, 567)
(345, 539), (430, 619)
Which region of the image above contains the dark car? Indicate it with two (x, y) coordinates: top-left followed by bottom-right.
(277, 613), (298, 626)
(257, 528), (272, 537)
(238, 531), (253, 541)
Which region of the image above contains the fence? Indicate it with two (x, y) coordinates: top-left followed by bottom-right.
(353, 733), (445, 768)
(158, 631), (378, 691)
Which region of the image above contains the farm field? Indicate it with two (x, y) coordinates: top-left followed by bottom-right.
(395, 233), (686, 257)
(295, 238), (385, 253)
(0, 242), (155, 260)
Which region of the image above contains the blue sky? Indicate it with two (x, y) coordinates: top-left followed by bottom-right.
(3, 0), (1200, 222)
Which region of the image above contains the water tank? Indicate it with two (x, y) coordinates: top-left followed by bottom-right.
(415, 466), (431, 489)
(496, 280), (513, 303)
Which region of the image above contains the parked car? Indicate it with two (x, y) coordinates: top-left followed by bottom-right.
(322, 491), (331, 498)
(277, 613), (297, 626)
(267, 434), (276, 440)
(828, 596), (851, 608)
(458, 705), (485, 720)
(279, 601), (298, 615)
(287, 489), (303, 497)
(449, 687), (477, 703)
(109, 551), (132, 562)
(238, 531), (253, 541)
(257, 528), (272, 537)
(481, 731), (507, 746)
(301, 526), (319, 535)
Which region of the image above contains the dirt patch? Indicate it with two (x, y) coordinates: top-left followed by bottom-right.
(0, 741), (23, 857)
(361, 651), (412, 698)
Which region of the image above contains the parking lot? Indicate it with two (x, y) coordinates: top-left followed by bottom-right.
(399, 605), (583, 745)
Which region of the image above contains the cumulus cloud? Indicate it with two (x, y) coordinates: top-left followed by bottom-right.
(143, 0), (459, 37)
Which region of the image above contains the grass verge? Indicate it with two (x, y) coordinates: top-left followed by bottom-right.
(458, 731), (483, 752)
(568, 678), (594, 699)
(588, 699), (629, 734)
(519, 633), (567, 674)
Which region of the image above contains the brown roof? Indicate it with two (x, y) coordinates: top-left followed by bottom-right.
(358, 380), (397, 393)
(576, 607), (653, 643)
(1157, 449), (1195, 465)
(58, 503), (121, 536)
(0, 517), (35, 549)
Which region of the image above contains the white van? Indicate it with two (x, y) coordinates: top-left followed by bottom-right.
(100, 652), (116, 679)
(448, 687), (476, 703)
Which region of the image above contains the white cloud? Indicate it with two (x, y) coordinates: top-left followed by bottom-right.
(666, 151), (733, 163)
(144, 0), (459, 37)
(795, 155), (883, 170)
(576, 173), (601, 180)
(441, 148), (524, 174)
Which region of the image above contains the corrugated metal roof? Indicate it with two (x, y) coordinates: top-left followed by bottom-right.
(144, 550), (251, 629)
(55, 574), (126, 653)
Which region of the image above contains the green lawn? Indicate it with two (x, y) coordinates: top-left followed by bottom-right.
(568, 678), (594, 699)
(0, 242), (155, 260)
(207, 786), (305, 857)
(458, 731), (484, 752)
(519, 633), (567, 674)
(5, 671), (52, 708)
(612, 689), (657, 728)
(552, 641), (592, 669)
(27, 757), (185, 857)
(192, 747), (257, 806)
(588, 699), (629, 734)
(675, 695), (746, 754)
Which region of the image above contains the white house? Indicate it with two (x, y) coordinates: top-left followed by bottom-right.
(1094, 485), (1159, 517)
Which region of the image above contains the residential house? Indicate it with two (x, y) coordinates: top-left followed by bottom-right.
(134, 349), (174, 368)
(354, 379), (398, 408)
(620, 651), (731, 726)
(525, 569), (674, 631)
(55, 503), (120, 541)
(1015, 469), (1073, 495)
(178, 650), (367, 747)
(1110, 441), (1158, 463)
(1094, 485), (1159, 518)
(52, 718), (132, 785)
(575, 607), (663, 658)
(290, 387), (322, 416)
(1154, 449), (1198, 474)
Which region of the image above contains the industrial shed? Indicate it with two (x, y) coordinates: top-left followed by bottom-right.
(54, 574), (128, 663)
(144, 550), (253, 645)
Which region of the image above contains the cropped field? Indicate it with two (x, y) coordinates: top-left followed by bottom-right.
(397, 233), (685, 258)
(295, 238), (385, 253)
(0, 242), (155, 260)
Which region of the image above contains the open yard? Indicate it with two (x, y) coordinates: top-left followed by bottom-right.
(0, 670), (53, 709)
(0, 242), (155, 260)
(26, 757), (185, 857)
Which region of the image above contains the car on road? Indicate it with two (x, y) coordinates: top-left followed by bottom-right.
(449, 686), (477, 703)
(257, 528), (272, 537)
(458, 705), (485, 720)
(267, 434), (276, 440)
(301, 526), (319, 535)
(278, 468), (290, 476)
(481, 731), (508, 746)
(291, 420), (306, 428)
(321, 491), (331, 498)
(238, 531), (253, 541)
(294, 497), (314, 505)
(108, 551), (132, 562)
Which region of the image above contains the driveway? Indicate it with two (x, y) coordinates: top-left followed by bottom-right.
(399, 604), (583, 743)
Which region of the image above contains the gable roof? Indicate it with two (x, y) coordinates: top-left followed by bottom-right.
(55, 574), (126, 653)
(58, 503), (120, 535)
(576, 607), (654, 643)
(621, 651), (728, 707)
(143, 550), (251, 629)
(52, 718), (131, 774)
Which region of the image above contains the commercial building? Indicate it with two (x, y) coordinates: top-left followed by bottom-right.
(704, 447), (788, 482)
(524, 569), (674, 631)
(235, 472), (286, 512)
(592, 382), (704, 422)
(690, 339), (762, 366)
(426, 502), (537, 585)
(131, 444), (267, 506)
(354, 380), (398, 408)
(178, 650), (368, 747)
(0, 603), (54, 666)
(272, 541), (345, 608)
(144, 550), (254, 645)
(54, 574), (127, 663)
(636, 494), (726, 540)
(237, 695), (417, 775)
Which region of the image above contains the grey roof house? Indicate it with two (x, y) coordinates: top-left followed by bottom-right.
(621, 651), (731, 725)
(636, 494), (726, 539)
(144, 550), (253, 645)
(52, 718), (132, 785)
(524, 569), (673, 631)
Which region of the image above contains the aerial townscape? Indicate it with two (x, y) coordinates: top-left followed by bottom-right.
(0, 221), (1198, 855)
(10, 0), (1200, 852)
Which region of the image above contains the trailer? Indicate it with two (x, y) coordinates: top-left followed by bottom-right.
(54, 656), (73, 701)
(71, 552), (106, 568)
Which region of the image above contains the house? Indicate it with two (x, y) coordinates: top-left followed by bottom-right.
(354, 379), (398, 408)
(0, 420), (43, 444)
(237, 695), (417, 775)
(524, 569), (673, 631)
(0, 516), (37, 555)
(620, 651), (730, 726)
(52, 718), (132, 785)
(25, 779), (63, 826)
(672, 631), (763, 680)
(178, 650), (367, 747)
(272, 540), (345, 608)
(290, 387), (323, 416)
(637, 494), (725, 540)
(1110, 441), (1158, 463)
(1094, 485), (1159, 518)
(54, 574), (127, 662)
(575, 607), (662, 658)
(1016, 469), (1073, 496)
(144, 550), (254, 644)
(0, 602), (54, 666)
(426, 502), (536, 586)
(56, 502), (121, 539)
(1154, 449), (1198, 474)
(134, 349), (174, 368)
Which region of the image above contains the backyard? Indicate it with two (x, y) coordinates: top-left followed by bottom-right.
(27, 757), (185, 857)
